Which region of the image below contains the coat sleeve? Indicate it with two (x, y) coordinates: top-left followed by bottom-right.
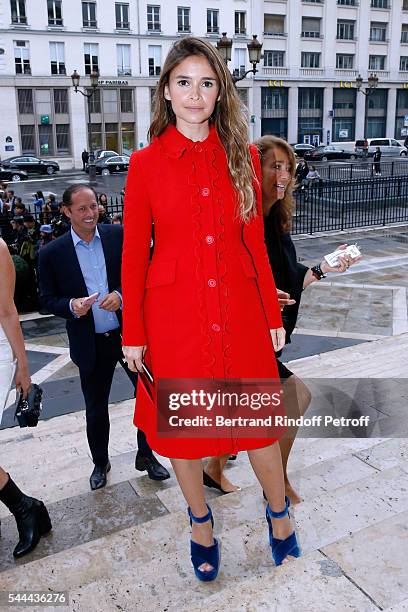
(121, 152), (152, 346)
(38, 246), (74, 320)
(247, 145), (283, 330)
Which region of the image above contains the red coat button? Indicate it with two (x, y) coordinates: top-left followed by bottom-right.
(205, 235), (214, 245)
(201, 187), (210, 197)
(211, 323), (220, 332)
(208, 278), (217, 288)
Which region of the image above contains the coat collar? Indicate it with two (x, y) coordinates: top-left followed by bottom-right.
(156, 123), (223, 159)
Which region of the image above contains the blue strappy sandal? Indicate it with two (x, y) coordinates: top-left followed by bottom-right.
(188, 504), (220, 582)
(265, 496), (301, 566)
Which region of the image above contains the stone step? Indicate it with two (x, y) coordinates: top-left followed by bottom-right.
(1, 458), (407, 610)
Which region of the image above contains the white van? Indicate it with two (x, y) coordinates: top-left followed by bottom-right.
(355, 138), (408, 157)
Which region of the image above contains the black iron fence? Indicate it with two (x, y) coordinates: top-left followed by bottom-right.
(316, 159), (408, 181)
(292, 176), (408, 235)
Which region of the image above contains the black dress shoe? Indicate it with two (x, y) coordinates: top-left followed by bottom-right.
(90, 461), (111, 490)
(135, 453), (170, 481)
(203, 470), (242, 495)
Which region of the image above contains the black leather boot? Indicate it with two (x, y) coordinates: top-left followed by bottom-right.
(0, 474), (52, 558)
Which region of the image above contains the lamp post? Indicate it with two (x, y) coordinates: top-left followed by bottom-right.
(355, 72), (379, 96)
(71, 69), (99, 184)
(216, 33), (262, 84)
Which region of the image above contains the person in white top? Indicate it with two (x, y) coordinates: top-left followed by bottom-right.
(0, 238), (52, 558)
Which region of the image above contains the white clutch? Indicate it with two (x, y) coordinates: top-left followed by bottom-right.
(0, 357), (16, 426)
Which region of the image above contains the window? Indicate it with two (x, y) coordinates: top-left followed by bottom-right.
(264, 50), (285, 67)
(39, 124), (54, 156)
(120, 89), (133, 113)
(370, 22), (386, 41)
(121, 122), (134, 155)
(337, 20), (355, 40)
(371, 0), (388, 7)
(115, 3), (129, 29)
(402, 24), (408, 43)
(235, 11), (246, 35)
(177, 7), (190, 32)
(103, 89), (118, 114)
(148, 45), (161, 76)
(84, 43), (98, 74)
(56, 124), (70, 153)
(88, 88), (101, 113)
(82, 2), (96, 28)
(90, 123), (102, 149)
(47, 0), (62, 26)
(333, 87), (356, 109)
(337, 0), (357, 5)
(207, 9), (218, 34)
(234, 48), (246, 77)
(264, 14), (285, 35)
(54, 88), (68, 113)
(105, 122), (118, 152)
(50, 42), (65, 75)
(147, 5), (160, 31)
(117, 44), (131, 76)
(302, 17), (321, 38)
(10, 0), (26, 24)
(14, 41), (30, 74)
(36, 88), (51, 116)
(400, 56), (408, 70)
(299, 88), (323, 109)
(336, 54), (354, 69)
(369, 55), (385, 70)
(301, 52), (320, 68)
(17, 88), (33, 113)
(262, 88), (287, 110)
(20, 125), (35, 155)
(404, 0), (408, 9)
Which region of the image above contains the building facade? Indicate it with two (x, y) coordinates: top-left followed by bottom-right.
(1, 0), (408, 168)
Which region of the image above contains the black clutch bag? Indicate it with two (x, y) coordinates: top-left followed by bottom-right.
(14, 383), (43, 427)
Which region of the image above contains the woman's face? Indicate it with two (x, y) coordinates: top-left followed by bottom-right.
(164, 55), (220, 130)
(261, 146), (291, 203)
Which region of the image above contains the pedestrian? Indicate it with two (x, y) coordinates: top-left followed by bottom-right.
(295, 159), (309, 190)
(82, 149), (89, 172)
(404, 135), (408, 149)
(122, 36), (300, 578)
(5, 190), (17, 212)
(373, 146), (382, 176)
(362, 138), (369, 159)
(0, 238), (52, 559)
(112, 214), (122, 225)
(32, 191), (45, 214)
(38, 184), (170, 491)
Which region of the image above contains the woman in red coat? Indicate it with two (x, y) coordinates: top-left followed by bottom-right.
(122, 37), (300, 579)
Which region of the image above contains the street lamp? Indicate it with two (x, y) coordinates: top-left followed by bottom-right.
(71, 68), (99, 184)
(355, 72), (379, 96)
(216, 33), (262, 83)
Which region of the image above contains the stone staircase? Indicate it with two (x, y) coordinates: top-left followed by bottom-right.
(1, 335), (408, 611)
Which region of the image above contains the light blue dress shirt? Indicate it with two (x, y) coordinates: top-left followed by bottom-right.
(70, 227), (120, 333)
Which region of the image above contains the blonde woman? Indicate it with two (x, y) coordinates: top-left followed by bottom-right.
(0, 238), (51, 558)
(122, 37), (301, 579)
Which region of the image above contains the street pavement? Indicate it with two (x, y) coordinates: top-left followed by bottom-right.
(0, 224), (407, 610)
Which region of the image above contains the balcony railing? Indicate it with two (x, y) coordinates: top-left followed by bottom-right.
(299, 67), (324, 76)
(335, 68), (358, 77)
(302, 31), (322, 38)
(263, 31), (287, 37)
(262, 67), (289, 76)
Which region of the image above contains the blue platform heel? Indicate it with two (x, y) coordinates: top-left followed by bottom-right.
(265, 496), (301, 566)
(188, 504), (220, 582)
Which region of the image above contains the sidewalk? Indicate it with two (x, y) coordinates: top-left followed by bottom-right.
(0, 227), (407, 611)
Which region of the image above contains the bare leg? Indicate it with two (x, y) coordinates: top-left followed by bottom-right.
(204, 454), (240, 493)
(0, 467), (9, 489)
(248, 443), (296, 563)
(279, 375), (311, 505)
(171, 458), (214, 572)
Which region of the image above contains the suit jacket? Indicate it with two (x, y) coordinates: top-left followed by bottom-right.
(38, 224), (123, 372)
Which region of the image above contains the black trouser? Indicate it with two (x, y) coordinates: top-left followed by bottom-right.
(79, 329), (152, 466)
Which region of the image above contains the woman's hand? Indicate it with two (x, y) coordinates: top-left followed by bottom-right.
(122, 345), (146, 372)
(320, 244), (362, 274)
(270, 327), (285, 352)
(277, 288), (296, 311)
(15, 363), (31, 399)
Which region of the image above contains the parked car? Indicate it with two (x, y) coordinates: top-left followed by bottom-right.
(304, 146), (361, 162)
(0, 166), (28, 182)
(93, 149), (120, 160)
(355, 138), (408, 157)
(291, 143), (316, 158)
(88, 155), (130, 176)
(1, 156), (60, 175)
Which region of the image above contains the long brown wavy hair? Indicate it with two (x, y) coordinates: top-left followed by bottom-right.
(149, 36), (257, 222)
(255, 135), (296, 232)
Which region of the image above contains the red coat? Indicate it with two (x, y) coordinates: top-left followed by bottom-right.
(122, 124), (283, 459)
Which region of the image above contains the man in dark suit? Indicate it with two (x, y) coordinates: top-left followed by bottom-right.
(39, 184), (170, 490)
